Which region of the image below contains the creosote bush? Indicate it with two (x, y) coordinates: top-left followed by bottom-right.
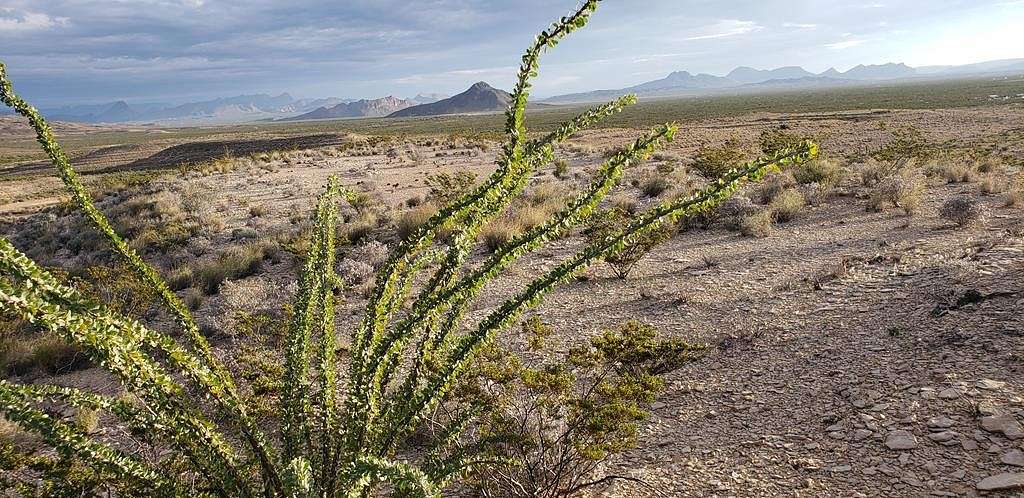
(585, 207), (674, 279)
(462, 320), (705, 497)
(769, 188), (806, 222)
(0, 2), (816, 496)
(690, 139), (747, 180)
(867, 169), (925, 216)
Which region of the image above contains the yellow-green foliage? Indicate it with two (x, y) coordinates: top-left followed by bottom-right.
(465, 320), (705, 496)
(0, 2), (817, 496)
(769, 188), (806, 222)
(691, 138), (747, 179)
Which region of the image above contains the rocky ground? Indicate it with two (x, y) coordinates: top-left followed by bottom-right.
(1, 104), (1023, 496)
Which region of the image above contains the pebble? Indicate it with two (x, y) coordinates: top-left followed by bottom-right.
(927, 431), (957, 443)
(927, 416), (955, 429)
(938, 388), (960, 399)
(886, 430), (918, 450)
(853, 429), (874, 441)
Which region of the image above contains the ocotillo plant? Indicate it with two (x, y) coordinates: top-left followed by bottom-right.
(0, 1), (818, 496)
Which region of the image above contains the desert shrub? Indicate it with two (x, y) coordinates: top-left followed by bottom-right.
(759, 128), (806, 155)
(426, 170), (477, 205)
(197, 241), (279, 294)
(872, 124), (930, 165)
(249, 204), (269, 217)
(1005, 190), (1022, 208)
(754, 171), (796, 205)
(792, 158), (842, 188)
(740, 209), (773, 238)
(718, 195), (758, 231)
(939, 196), (988, 227)
(639, 175), (670, 198)
(868, 170), (925, 215)
(166, 266), (195, 291)
(462, 321), (705, 497)
(27, 334), (89, 375)
(480, 218), (522, 253)
(769, 188), (806, 222)
(84, 264), (158, 317)
(553, 158), (569, 179)
(860, 158), (896, 187)
(0, 3), (818, 495)
(924, 160), (975, 184)
(585, 207), (674, 279)
(690, 139), (746, 179)
(609, 194), (639, 214)
(975, 157), (1005, 174)
(347, 240), (389, 269)
(980, 175), (1007, 195)
(338, 259), (375, 284)
(397, 203), (436, 240)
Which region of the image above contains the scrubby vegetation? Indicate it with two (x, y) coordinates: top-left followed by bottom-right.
(0, 1), (817, 495)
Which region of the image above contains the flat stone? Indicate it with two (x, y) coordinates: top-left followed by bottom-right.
(976, 379), (1006, 390)
(928, 431), (958, 443)
(977, 473), (1024, 491)
(853, 429), (874, 441)
(928, 416), (955, 429)
(886, 430), (918, 450)
(938, 388), (960, 399)
(962, 439), (979, 451)
(980, 415), (1024, 439)
(977, 401), (1000, 416)
(1003, 450), (1024, 467)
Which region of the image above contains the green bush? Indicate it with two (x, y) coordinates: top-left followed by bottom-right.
(196, 241), (279, 294)
(690, 139), (746, 179)
(792, 158), (842, 187)
(585, 207), (674, 279)
(0, 2), (818, 495)
(463, 321), (705, 496)
(740, 209), (774, 238)
(552, 158), (569, 179)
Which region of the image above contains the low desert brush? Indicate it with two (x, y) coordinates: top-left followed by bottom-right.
(0, 1), (816, 496)
(939, 196), (988, 227)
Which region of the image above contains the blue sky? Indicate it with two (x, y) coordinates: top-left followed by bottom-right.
(1, 0), (1022, 106)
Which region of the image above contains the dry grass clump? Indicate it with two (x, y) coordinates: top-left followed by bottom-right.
(939, 196), (988, 227)
(924, 160), (975, 184)
(867, 169), (926, 216)
(1, 331), (88, 376)
(980, 175), (1008, 196)
(480, 218), (521, 253)
(553, 158), (570, 179)
(740, 209), (773, 238)
(859, 158), (900, 187)
(754, 171), (796, 205)
(769, 188), (806, 222)
(397, 204), (436, 240)
(196, 240), (280, 294)
(639, 175), (670, 198)
(717, 195), (758, 231)
(792, 158), (843, 188)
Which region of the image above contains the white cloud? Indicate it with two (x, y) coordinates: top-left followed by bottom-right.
(782, 23), (817, 29)
(0, 11), (70, 32)
(825, 39), (866, 50)
(682, 20), (761, 41)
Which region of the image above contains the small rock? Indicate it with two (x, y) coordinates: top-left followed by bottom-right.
(977, 401), (1000, 416)
(980, 415), (1024, 439)
(938, 388), (960, 399)
(886, 430), (918, 450)
(832, 465), (853, 473)
(928, 431), (958, 443)
(1003, 450), (1024, 467)
(853, 429), (874, 441)
(976, 379), (1006, 390)
(651, 401), (666, 410)
(826, 423), (844, 432)
(928, 416), (955, 429)
(977, 473), (1024, 491)
(962, 439), (979, 451)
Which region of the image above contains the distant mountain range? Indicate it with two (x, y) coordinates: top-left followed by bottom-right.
(17, 58), (1024, 124)
(388, 82), (512, 118)
(283, 96), (417, 121)
(543, 59), (1023, 103)
(36, 92), (446, 124)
